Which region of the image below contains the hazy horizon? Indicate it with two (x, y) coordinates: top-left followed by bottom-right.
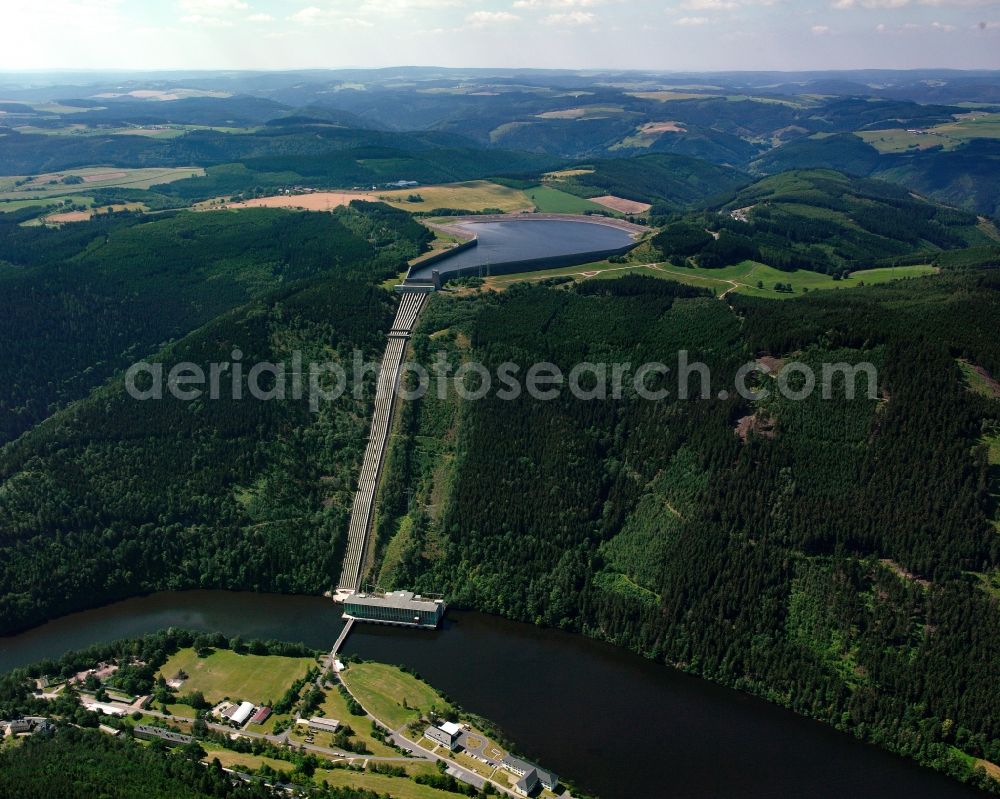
(5, 1), (1000, 73)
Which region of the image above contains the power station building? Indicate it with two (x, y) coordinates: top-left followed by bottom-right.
(342, 590), (445, 628)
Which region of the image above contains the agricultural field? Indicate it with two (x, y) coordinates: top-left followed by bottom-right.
(0, 195), (96, 213)
(858, 129), (958, 154)
(340, 662), (453, 730)
(612, 121), (686, 150)
(199, 744), (292, 775)
(15, 124), (261, 137)
(218, 180), (534, 215)
(626, 90), (716, 102)
(933, 112), (1000, 142)
(157, 647), (315, 705)
(0, 167), (203, 203)
(618, 261), (938, 298)
(310, 765), (458, 799)
(535, 105), (625, 120)
(217, 192), (368, 211)
(483, 259), (937, 298)
(35, 203), (148, 225)
(286, 687), (399, 758)
(589, 195), (652, 214)
(860, 113), (1000, 154)
(524, 185), (606, 214)
(543, 168), (595, 179)
(375, 180), (533, 213)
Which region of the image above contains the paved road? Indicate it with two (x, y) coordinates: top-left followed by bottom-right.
(141, 706), (418, 764)
(332, 672), (523, 795)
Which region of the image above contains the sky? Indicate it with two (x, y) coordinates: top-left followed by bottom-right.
(3, 0), (1000, 72)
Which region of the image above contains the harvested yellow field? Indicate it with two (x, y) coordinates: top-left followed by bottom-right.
(544, 168), (595, 179)
(374, 181), (533, 213)
(640, 121), (685, 134)
(0, 167), (203, 200)
(590, 195), (652, 214)
(535, 105), (623, 120)
(223, 192), (368, 211)
(215, 181), (532, 215)
(43, 203), (145, 224)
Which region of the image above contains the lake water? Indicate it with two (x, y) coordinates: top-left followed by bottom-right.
(407, 219), (637, 282)
(0, 590), (985, 799)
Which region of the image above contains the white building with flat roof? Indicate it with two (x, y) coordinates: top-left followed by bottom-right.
(297, 717), (341, 734)
(424, 720), (462, 751)
(229, 701), (255, 726)
(83, 701), (127, 717)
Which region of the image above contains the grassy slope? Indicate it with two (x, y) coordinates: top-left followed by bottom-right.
(481, 258), (936, 298)
(373, 180), (533, 213)
(0, 167), (204, 200)
(524, 185), (606, 214)
(341, 662), (453, 730)
(157, 648), (314, 705)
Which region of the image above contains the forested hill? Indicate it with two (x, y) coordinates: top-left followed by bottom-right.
(0, 271), (396, 634)
(0, 198), (439, 633)
(754, 136), (1000, 219)
(373, 272), (1000, 792)
(0, 203), (429, 445)
(534, 154), (751, 211)
(0, 727), (386, 799)
(649, 169), (994, 274)
(0, 126), (561, 193)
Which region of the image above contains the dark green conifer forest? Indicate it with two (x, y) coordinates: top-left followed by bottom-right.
(374, 273), (1000, 792)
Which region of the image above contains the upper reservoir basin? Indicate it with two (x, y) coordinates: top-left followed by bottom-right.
(406, 217), (640, 283)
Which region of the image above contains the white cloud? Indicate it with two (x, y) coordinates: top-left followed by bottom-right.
(466, 10), (521, 25)
(877, 18), (962, 31)
(6, 0), (126, 32)
(289, 6), (375, 26)
(359, 0), (463, 12)
(812, 23), (832, 33)
(543, 10), (597, 24)
(514, 0), (605, 7)
(177, 0), (248, 27)
(181, 13), (235, 25)
(178, 0), (248, 11)
(247, 12), (274, 22)
(835, 0), (999, 8)
(674, 15), (711, 24)
(679, 0), (739, 9)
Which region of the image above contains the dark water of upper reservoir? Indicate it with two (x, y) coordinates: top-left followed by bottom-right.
(407, 219), (636, 281)
(0, 591), (986, 799)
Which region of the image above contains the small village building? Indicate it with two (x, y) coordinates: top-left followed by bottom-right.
(423, 721), (462, 751)
(134, 724), (193, 747)
(298, 717), (340, 734)
(83, 701), (127, 717)
(229, 701), (255, 726)
(501, 754), (559, 796)
(249, 706), (272, 725)
(5, 719), (32, 736)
